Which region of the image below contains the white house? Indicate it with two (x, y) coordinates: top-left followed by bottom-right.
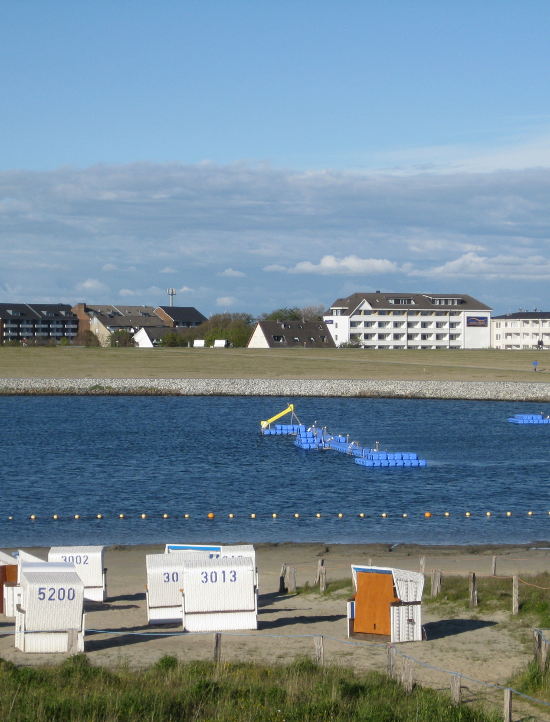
(323, 292), (492, 349)
(491, 312), (550, 350)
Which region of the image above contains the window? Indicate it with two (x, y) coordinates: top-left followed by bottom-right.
(272, 335), (284, 343)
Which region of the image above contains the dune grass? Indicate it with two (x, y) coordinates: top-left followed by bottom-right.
(0, 654), (499, 721)
(0, 346), (548, 382)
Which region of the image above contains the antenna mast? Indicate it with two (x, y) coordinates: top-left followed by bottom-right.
(167, 288), (176, 307)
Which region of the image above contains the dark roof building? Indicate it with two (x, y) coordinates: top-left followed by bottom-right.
(154, 306), (207, 328)
(0, 303), (78, 343)
(247, 320), (336, 349)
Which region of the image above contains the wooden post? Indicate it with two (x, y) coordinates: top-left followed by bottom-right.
(368, 557), (372, 566)
(213, 632), (222, 663)
(401, 659), (413, 692)
(314, 635), (324, 665)
(533, 629), (548, 671)
(387, 645), (396, 679)
(450, 674), (461, 705)
(491, 555), (497, 576)
(315, 558), (323, 584)
(503, 688), (512, 722)
(319, 566), (327, 593)
(279, 564), (287, 594)
(419, 556), (425, 574)
(288, 566), (296, 594)
(512, 575), (519, 615)
(431, 569), (441, 597)
(469, 572), (478, 608)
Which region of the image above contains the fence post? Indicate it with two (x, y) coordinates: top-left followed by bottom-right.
(314, 635), (324, 665)
(491, 555), (497, 576)
(319, 566), (327, 592)
(368, 557), (372, 567)
(401, 659), (414, 692)
(534, 629), (548, 671)
(288, 567), (297, 594)
(431, 569), (442, 597)
(279, 564), (287, 594)
(450, 674), (461, 705)
(387, 644), (396, 679)
(469, 572), (478, 608)
(315, 558), (324, 585)
(512, 575), (519, 615)
(213, 632), (222, 663)
(503, 688), (512, 722)
(419, 556), (425, 574)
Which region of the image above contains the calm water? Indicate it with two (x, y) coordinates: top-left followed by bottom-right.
(1, 395), (549, 547)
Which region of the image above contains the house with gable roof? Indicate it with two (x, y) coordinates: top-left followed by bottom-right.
(247, 320), (335, 348)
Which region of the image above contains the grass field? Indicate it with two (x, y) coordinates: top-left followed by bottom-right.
(0, 346), (548, 382)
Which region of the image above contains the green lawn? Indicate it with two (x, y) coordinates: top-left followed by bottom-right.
(0, 346), (548, 382)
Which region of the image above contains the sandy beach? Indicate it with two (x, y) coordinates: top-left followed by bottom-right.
(1, 540), (548, 713)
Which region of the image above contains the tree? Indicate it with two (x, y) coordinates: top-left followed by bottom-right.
(191, 313), (255, 347)
(110, 330), (134, 347)
(76, 330), (100, 347)
(259, 305), (326, 322)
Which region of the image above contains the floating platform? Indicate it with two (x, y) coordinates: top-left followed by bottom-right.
(507, 413), (550, 424)
(260, 408), (427, 469)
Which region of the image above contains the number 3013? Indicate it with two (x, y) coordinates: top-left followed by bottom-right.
(200, 570), (237, 583)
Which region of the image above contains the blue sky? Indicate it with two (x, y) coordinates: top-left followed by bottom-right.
(1, 1), (550, 316)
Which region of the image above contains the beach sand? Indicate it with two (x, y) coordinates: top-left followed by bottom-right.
(1, 542), (549, 715)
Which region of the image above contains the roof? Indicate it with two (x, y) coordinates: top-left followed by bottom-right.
(136, 327), (194, 341)
(155, 306), (207, 324)
(0, 303), (76, 320)
(86, 305), (166, 329)
(493, 312), (550, 320)
(327, 292), (492, 314)
(253, 321), (336, 348)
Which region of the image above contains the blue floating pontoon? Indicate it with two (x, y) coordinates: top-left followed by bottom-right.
(507, 413), (550, 424)
(260, 405), (427, 469)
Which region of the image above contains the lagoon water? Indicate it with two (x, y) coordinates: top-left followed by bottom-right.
(1, 395), (549, 548)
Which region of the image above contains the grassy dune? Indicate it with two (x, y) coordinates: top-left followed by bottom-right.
(0, 346), (548, 382)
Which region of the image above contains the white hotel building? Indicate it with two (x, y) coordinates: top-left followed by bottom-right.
(491, 312), (550, 349)
(323, 292), (492, 349)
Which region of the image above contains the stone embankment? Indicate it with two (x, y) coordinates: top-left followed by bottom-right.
(0, 377), (549, 400)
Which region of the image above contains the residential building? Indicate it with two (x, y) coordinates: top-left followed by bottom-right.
(73, 304), (166, 347)
(247, 320), (336, 349)
(323, 292), (492, 349)
(154, 306), (207, 328)
(73, 303), (208, 346)
(491, 312), (550, 349)
(0, 304), (78, 343)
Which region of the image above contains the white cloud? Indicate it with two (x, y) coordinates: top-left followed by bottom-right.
(216, 296), (237, 307)
(102, 263), (117, 271)
(219, 268), (245, 277)
(267, 255), (399, 275)
(160, 266), (177, 273)
(178, 285), (193, 293)
(263, 264), (287, 272)
(77, 278), (108, 292)
(417, 252), (550, 280)
(119, 288), (136, 296)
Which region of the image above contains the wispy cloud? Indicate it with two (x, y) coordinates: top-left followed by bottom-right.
(219, 268), (245, 277)
(216, 296), (237, 307)
(265, 255), (399, 275)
